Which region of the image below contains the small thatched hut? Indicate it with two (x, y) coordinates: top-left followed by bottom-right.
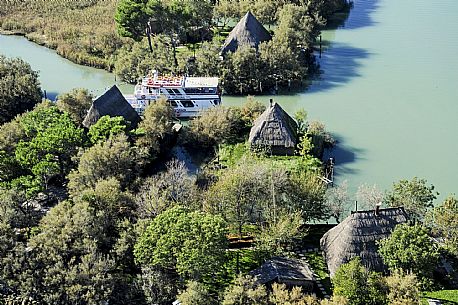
(249, 102), (298, 155)
(82, 85), (141, 128)
(221, 11), (272, 55)
(320, 207), (408, 276)
(250, 257), (315, 292)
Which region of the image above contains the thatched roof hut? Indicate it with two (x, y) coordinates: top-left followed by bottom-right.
(250, 257), (315, 292)
(248, 102), (298, 155)
(221, 11), (272, 55)
(82, 85), (141, 128)
(320, 207), (408, 276)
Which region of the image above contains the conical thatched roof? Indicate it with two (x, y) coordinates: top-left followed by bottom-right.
(320, 207), (408, 276)
(221, 11), (272, 55)
(249, 102), (298, 155)
(82, 85), (140, 128)
(250, 257), (315, 286)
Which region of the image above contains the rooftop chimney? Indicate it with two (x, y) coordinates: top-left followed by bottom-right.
(269, 98), (273, 108)
(375, 203), (381, 216)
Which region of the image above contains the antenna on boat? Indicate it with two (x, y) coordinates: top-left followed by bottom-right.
(146, 21), (153, 53)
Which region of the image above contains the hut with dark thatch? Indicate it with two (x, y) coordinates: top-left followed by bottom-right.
(248, 101), (298, 155)
(250, 257), (316, 292)
(82, 85), (141, 128)
(320, 207), (408, 276)
(221, 11), (272, 55)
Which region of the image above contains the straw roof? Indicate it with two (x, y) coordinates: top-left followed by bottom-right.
(82, 85), (140, 128)
(320, 207), (408, 276)
(249, 102), (298, 155)
(250, 257), (315, 286)
(221, 11), (272, 55)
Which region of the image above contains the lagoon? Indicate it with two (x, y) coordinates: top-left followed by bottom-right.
(1, 0), (457, 202)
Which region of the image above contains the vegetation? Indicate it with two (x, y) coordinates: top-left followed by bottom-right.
(427, 195), (458, 256)
(385, 177), (438, 221)
(56, 88), (93, 126)
(378, 223), (440, 287)
(332, 258), (422, 305)
(0, 56), (42, 124)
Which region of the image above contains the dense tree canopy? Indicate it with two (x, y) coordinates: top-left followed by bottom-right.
(0, 56), (42, 125)
(427, 195), (458, 256)
(378, 223), (440, 283)
(134, 206), (227, 281)
(56, 88), (93, 126)
(385, 177), (438, 221)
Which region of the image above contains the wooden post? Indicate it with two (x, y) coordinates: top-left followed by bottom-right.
(319, 35), (322, 58)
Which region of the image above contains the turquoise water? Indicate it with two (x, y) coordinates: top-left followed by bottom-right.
(0, 35), (133, 100)
(1, 0), (457, 202)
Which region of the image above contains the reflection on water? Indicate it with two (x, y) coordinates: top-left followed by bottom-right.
(1, 0), (458, 203)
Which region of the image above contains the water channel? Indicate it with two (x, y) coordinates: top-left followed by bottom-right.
(1, 0), (457, 202)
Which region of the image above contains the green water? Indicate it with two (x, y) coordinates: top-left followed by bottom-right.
(1, 0), (457, 201)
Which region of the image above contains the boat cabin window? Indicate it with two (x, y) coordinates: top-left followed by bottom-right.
(169, 100), (178, 107)
(181, 100), (195, 108)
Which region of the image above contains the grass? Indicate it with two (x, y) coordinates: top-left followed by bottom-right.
(422, 290), (458, 304)
(217, 142), (322, 172)
(0, 0), (129, 70)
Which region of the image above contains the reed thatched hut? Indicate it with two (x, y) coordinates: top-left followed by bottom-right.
(250, 257), (315, 292)
(82, 85), (140, 128)
(221, 11), (272, 55)
(249, 102), (298, 155)
(320, 207), (408, 276)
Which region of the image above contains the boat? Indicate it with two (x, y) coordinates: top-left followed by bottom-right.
(124, 70), (221, 118)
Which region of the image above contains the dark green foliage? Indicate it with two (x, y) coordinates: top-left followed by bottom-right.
(0, 56), (42, 124)
(385, 177), (438, 221)
(378, 223), (440, 284)
(19, 179), (139, 305)
(135, 97), (175, 159)
(15, 105), (84, 187)
(0, 103), (84, 197)
(88, 115), (128, 144)
(427, 195), (458, 256)
(332, 258), (387, 305)
(115, 0), (149, 40)
(68, 134), (139, 193)
(183, 106), (246, 149)
(134, 206), (227, 281)
(56, 88), (93, 126)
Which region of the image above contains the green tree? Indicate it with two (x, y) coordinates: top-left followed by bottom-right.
(222, 275), (268, 305)
(270, 282), (321, 305)
(184, 106), (245, 149)
(332, 257), (386, 305)
(221, 46), (263, 94)
(68, 134), (139, 193)
(177, 281), (213, 305)
(115, 0), (149, 40)
(385, 271), (421, 305)
(88, 115), (128, 144)
(274, 3), (324, 52)
(135, 97), (174, 158)
(385, 177), (438, 221)
(56, 88), (93, 125)
(0, 56), (42, 124)
(427, 195), (458, 256)
(19, 178), (139, 305)
(134, 206), (227, 281)
(378, 223), (440, 283)
(115, 36), (175, 83)
(135, 159), (199, 218)
(239, 96), (266, 126)
(14, 105), (84, 190)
